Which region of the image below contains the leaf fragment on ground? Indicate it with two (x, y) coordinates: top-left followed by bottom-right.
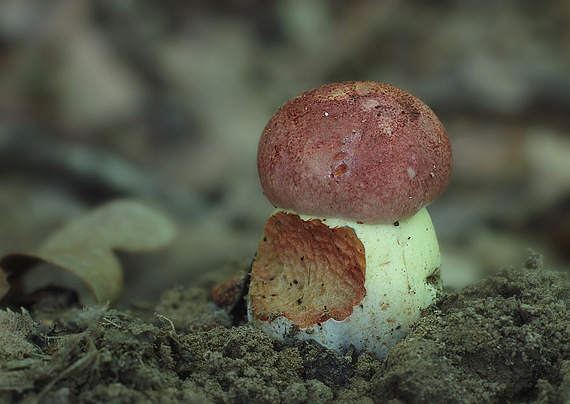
(0, 200), (176, 305)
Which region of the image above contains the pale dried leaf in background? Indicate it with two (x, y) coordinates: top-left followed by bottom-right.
(0, 200), (175, 305)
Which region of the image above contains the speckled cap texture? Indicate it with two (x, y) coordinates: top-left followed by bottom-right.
(257, 81), (453, 224)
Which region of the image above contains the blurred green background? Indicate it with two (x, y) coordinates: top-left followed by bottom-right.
(0, 0), (569, 302)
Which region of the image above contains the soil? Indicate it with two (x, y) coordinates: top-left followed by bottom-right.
(1, 250), (569, 404)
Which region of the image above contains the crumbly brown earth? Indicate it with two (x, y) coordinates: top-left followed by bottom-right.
(0, 251), (569, 403)
(249, 211), (366, 328)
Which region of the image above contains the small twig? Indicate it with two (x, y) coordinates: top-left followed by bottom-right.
(27, 338), (98, 404)
(154, 313), (176, 332)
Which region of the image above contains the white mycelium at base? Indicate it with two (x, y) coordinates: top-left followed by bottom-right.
(247, 207), (441, 358)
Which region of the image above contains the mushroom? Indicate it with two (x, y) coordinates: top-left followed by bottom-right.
(248, 81), (452, 358)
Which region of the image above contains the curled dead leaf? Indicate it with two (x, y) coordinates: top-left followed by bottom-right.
(0, 200), (175, 306)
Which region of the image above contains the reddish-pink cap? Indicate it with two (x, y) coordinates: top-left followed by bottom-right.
(257, 81), (453, 224)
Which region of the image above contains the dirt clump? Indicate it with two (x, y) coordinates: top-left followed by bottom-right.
(0, 251), (568, 403)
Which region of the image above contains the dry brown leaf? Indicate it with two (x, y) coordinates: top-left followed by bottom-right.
(0, 200), (175, 306)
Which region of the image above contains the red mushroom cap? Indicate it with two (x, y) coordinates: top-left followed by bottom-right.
(257, 81), (453, 223)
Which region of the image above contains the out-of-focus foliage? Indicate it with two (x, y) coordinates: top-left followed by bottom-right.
(0, 0), (568, 299)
